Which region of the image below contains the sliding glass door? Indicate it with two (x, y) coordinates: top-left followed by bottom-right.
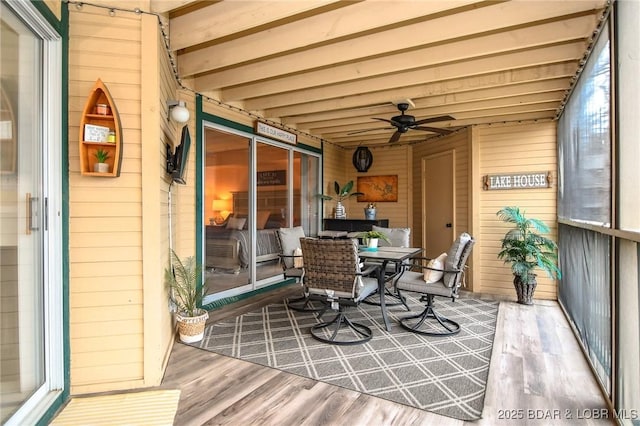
(202, 123), (320, 302)
(1, 2), (63, 424)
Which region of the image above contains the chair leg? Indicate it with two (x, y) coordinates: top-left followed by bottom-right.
(310, 308), (372, 345)
(398, 294), (460, 336)
(286, 293), (325, 313)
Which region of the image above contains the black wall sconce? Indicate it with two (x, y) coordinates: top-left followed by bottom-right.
(352, 146), (373, 172)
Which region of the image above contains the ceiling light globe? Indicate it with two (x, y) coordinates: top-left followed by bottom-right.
(170, 101), (190, 124)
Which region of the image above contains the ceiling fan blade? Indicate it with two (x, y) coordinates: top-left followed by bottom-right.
(388, 131), (402, 144)
(412, 115), (455, 125)
(347, 126), (395, 135)
(413, 126), (454, 135)
(372, 117), (401, 127)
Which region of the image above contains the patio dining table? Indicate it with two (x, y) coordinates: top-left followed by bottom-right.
(358, 246), (422, 331)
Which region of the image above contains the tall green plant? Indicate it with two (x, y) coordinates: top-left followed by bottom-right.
(317, 180), (364, 202)
(165, 249), (208, 317)
(496, 206), (561, 281)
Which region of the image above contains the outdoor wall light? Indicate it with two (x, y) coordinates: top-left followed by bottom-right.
(167, 100), (190, 124)
(352, 146), (373, 172)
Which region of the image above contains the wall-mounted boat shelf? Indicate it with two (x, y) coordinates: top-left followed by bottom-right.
(79, 78), (122, 177)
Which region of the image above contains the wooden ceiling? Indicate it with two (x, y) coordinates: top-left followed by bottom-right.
(152, 0), (609, 148)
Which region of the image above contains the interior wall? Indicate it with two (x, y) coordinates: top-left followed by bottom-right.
(474, 121), (558, 300)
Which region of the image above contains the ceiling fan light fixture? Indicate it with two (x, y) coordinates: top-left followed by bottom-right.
(352, 146), (373, 172)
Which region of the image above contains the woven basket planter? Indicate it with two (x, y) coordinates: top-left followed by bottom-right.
(176, 310), (209, 343)
(513, 274), (537, 305)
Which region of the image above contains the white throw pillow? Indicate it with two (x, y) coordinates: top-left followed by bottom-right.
(226, 217), (246, 230)
(424, 252), (448, 284)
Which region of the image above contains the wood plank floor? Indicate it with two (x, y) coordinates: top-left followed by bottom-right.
(161, 285), (613, 425)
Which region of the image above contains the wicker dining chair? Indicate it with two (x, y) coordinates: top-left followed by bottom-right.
(299, 237), (380, 345)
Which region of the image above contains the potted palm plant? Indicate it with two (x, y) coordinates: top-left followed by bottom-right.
(496, 206), (561, 305)
(165, 249), (209, 343)
(358, 230), (391, 249)
(317, 180), (364, 219)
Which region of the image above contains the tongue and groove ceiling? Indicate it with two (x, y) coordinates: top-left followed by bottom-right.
(152, 0), (609, 147)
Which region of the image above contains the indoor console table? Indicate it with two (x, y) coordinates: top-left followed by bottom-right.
(323, 218), (389, 232)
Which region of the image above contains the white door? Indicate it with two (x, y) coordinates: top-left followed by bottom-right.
(423, 151), (454, 258)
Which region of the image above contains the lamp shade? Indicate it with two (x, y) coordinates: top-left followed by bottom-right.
(352, 146), (373, 172)
(211, 199), (230, 212)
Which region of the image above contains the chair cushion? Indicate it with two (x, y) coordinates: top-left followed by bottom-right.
(226, 216), (246, 230)
(278, 226), (305, 269)
(372, 225), (410, 247)
(443, 232), (472, 288)
(424, 252), (447, 283)
(396, 271), (455, 298)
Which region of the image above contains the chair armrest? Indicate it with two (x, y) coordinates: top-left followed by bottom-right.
(358, 263), (380, 278)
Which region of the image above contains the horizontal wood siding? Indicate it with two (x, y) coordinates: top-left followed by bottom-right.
(476, 121), (558, 300)
(68, 6), (145, 393)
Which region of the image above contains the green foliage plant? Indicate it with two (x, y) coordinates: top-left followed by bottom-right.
(496, 206), (561, 282)
(94, 148), (110, 163)
(165, 249), (208, 317)
(358, 230), (391, 243)
(317, 180), (364, 202)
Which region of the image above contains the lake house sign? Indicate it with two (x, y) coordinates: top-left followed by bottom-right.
(483, 171), (551, 190)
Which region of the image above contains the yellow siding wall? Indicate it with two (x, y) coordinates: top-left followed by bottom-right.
(473, 121), (558, 300)
(319, 142), (347, 219)
(68, 5), (179, 394)
(320, 143), (412, 229)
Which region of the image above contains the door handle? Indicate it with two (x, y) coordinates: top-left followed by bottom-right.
(26, 193), (39, 234)
(445, 223), (452, 228)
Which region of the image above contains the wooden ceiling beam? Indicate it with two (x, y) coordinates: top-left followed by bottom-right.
(283, 79), (570, 126)
(178, 0), (482, 76)
(169, 0), (343, 51)
(216, 15), (594, 98)
(318, 101), (559, 137)
(245, 43), (582, 111)
(263, 62), (576, 118)
(304, 92), (565, 132)
(178, 0), (602, 78)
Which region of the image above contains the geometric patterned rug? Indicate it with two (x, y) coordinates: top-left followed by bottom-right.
(192, 294), (499, 421)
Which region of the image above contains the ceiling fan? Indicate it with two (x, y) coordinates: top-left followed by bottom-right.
(350, 102), (455, 143)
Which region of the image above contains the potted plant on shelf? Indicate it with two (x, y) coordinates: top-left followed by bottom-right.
(165, 249), (209, 343)
(317, 180), (364, 219)
(358, 230), (391, 249)
(496, 206), (561, 305)
(93, 148), (110, 173)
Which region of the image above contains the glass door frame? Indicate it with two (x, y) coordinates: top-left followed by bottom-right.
(198, 118), (321, 305)
(2, 1), (65, 425)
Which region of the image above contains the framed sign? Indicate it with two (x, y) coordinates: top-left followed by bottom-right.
(483, 171), (551, 190)
(255, 121), (297, 145)
(356, 175), (398, 202)
(257, 170), (286, 186)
